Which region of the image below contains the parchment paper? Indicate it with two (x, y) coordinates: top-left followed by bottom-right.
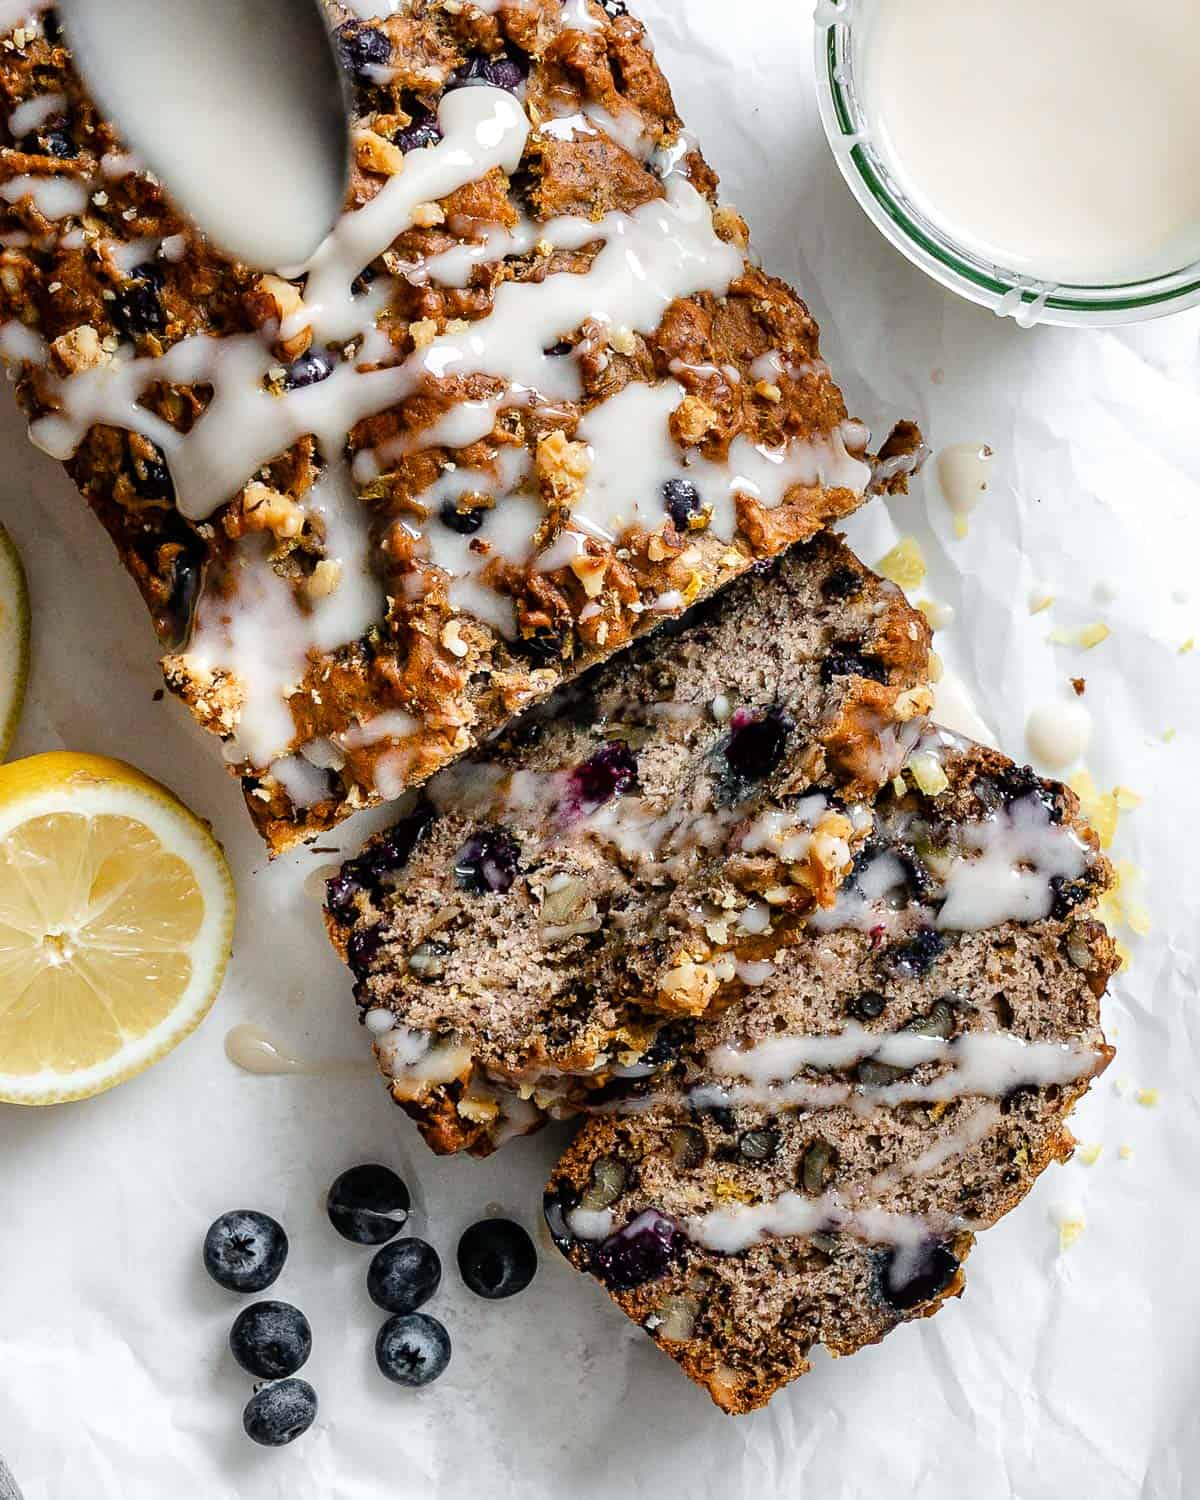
(1, 3), (1196, 1495)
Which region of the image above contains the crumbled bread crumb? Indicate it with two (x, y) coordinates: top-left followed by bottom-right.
(1079, 622), (1110, 649)
(536, 430), (592, 509)
(1136, 1088), (1160, 1108)
(952, 515), (969, 540)
(877, 537), (927, 591)
(711, 204), (749, 247)
(440, 619), (469, 658)
(51, 324), (106, 373)
(1180, 637), (1195, 656)
(1162, 727), (1177, 743)
(1052, 1200), (1086, 1251)
(412, 200), (446, 228)
(610, 326), (637, 356)
(1071, 677), (1086, 696)
(1119, 1144), (1134, 1161)
(355, 127), (406, 177)
(1078, 1143), (1103, 1166)
(908, 751), (949, 797)
(304, 559), (342, 602)
(241, 482), (304, 541)
(1029, 590), (1055, 614)
(893, 685), (934, 721)
(927, 650), (944, 683)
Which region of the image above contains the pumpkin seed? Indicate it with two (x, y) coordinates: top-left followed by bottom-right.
(580, 1156), (627, 1211)
(801, 1138), (837, 1194)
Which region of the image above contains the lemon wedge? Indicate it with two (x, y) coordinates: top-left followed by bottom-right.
(0, 523), (30, 758)
(0, 753), (235, 1104)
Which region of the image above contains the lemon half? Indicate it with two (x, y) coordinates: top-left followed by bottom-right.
(0, 753), (235, 1104)
(0, 523), (30, 758)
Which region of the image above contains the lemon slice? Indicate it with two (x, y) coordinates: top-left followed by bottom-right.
(0, 753), (235, 1104)
(0, 523), (30, 759)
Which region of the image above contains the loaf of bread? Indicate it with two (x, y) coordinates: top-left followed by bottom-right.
(0, 1), (918, 850)
(325, 532), (934, 1152)
(544, 738), (1116, 1413)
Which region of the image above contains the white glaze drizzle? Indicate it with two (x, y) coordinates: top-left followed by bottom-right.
(686, 1188), (962, 1255)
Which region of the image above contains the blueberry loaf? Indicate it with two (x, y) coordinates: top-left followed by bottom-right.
(0, 2), (918, 852)
(325, 533), (934, 1153)
(543, 735), (1116, 1413)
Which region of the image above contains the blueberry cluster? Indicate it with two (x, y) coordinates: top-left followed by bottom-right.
(202, 1209), (317, 1447)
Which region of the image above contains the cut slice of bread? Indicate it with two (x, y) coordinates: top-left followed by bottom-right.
(325, 532), (934, 1153)
(544, 739), (1116, 1414)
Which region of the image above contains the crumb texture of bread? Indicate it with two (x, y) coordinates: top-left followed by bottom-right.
(0, 0), (909, 850)
(324, 533), (935, 1153)
(542, 739), (1116, 1413)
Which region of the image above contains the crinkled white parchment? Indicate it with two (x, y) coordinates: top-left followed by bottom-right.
(0, 2), (1197, 1495)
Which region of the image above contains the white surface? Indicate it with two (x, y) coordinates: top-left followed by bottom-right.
(0, 2), (1197, 1495)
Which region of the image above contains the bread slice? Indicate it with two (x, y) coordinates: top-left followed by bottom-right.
(0, 2), (919, 852)
(544, 739), (1116, 1414)
(325, 532), (934, 1152)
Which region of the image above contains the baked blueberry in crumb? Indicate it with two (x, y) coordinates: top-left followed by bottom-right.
(542, 1188), (579, 1252)
(723, 706), (793, 783)
(203, 1210), (288, 1293)
(393, 108), (443, 153)
(593, 1210), (681, 1291)
(438, 500), (486, 535)
(564, 741), (639, 817)
(229, 1301), (312, 1380)
(820, 644), (889, 686)
(283, 350), (336, 389)
(454, 828), (520, 894)
(368, 1238), (442, 1314)
(375, 1313), (452, 1387)
(511, 626), (569, 664)
(325, 806), (435, 923)
(663, 477), (703, 530)
(883, 926), (945, 978)
(327, 1163), (411, 1245)
(820, 564), (863, 602)
(878, 1240), (960, 1310)
(112, 264), (165, 339)
(346, 921), (386, 977)
(242, 1379), (318, 1446)
(130, 444), (174, 501)
(449, 46), (529, 94)
(851, 989), (887, 1020)
(335, 20), (391, 83)
(458, 1218), (538, 1299)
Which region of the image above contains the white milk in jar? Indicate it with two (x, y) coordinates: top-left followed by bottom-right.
(856, 0), (1200, 285)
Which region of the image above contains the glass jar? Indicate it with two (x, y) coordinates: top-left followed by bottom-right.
(814, 0), (1200, 328)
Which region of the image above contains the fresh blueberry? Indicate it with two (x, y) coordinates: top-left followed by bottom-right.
(662, 478), (703, 530)
(375, 1312), (452, 1386)
(394, 109), (443, 153)
(113, 266), (165, 339)
(327, 1163), (411, 1246)
(592, 1210), (681, 1291)
(203, 1210), (288, 1293)
(283, 350), (336, 390)
(878, 1240), (960, 1310)
(368, 1237), (441, 1313)
(723, 706), (793, 783)
(564, 741), (638, 817)
(325, 805), (436, 925)
(449, 46), (529, 94)
(453, 827), (520, 895)
(439, 500), (486, 535)
(42, 10), (63, 44)
(457, 1218), (537, 1300)
(820, 644), (889, 686)
(229, 1301), (312, 1380)
(335, 20), (391, 84)
(242, 1378), (318, 1446)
